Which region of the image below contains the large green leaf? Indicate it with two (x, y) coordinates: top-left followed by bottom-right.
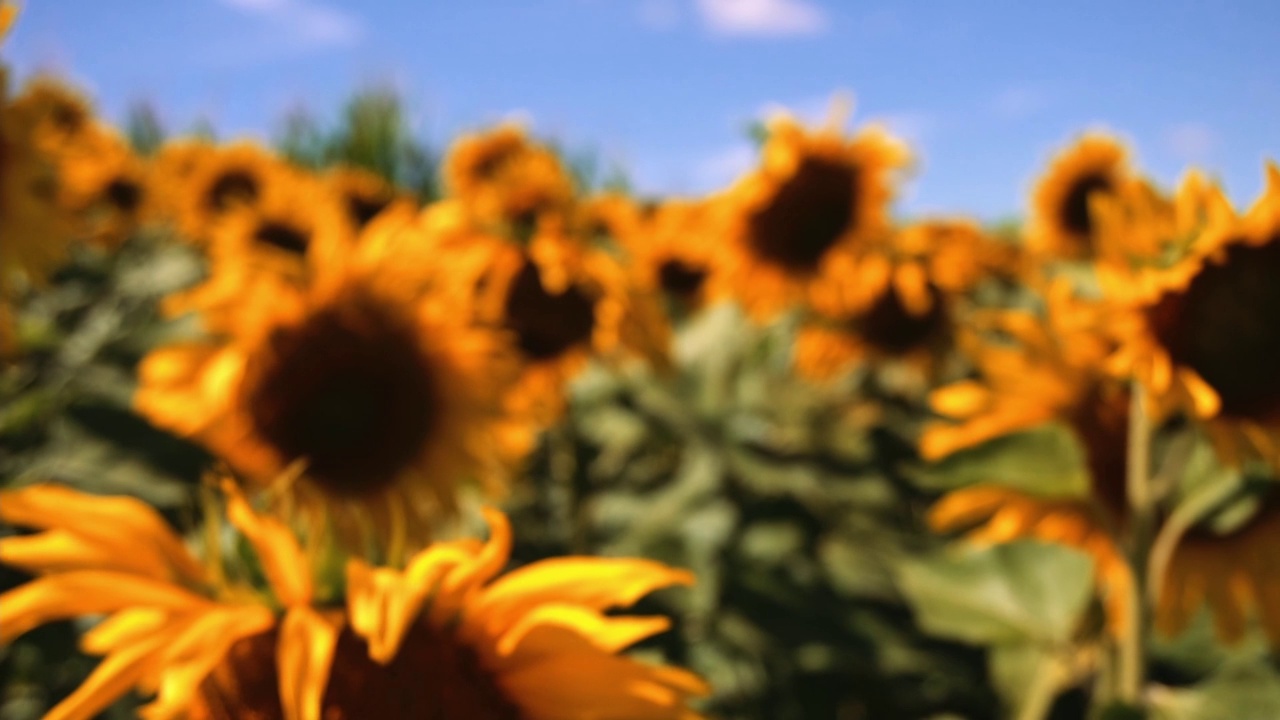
(911, 423), (1091, 497)
(897, 540), (1095, 645)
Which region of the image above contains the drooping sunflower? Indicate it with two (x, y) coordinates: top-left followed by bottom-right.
(714, 110), (911, 320)
(922, 281), (1136, 634)
(172, 141), (290, 245)
(1156, 487), (1280, 647)
(443, 123), (575, 234)
(9, 75), (108, 161)
(1107, 162), (1280, 469)
(146, 137), (217, 227)
(1027, 132), (1133, 261)
(0, 483), (708, 720)
(626, 198), (723, 313)
(138, 214), (525, 550)
(795, 219), (992, 380)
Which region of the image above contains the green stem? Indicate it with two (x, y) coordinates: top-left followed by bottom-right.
(1118, 381), (1154, 707)
(1015, 653), (1063, 720)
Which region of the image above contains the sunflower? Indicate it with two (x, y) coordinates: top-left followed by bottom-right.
(57, 126), (151, 248)
(466, 229), (639, 423)
(324, 164), (409, 233)
(714, 109), (910, 320)
(1106, 162), (1280, 469)
(1027, 132), (1132, 261)
(173, 141), (289, 245)
(137, 215), (525, 551)
(9, 76), (107, 161)
(922, 281), (1136, 634)
(627, 198), (722, 313)
(1156, 487), (1280, 647)
(0, 482), (708, 720)
(146, 137), (217, 227)
(443, 123), (575, 235)
(794, 219), (991, 380)
(1, 2), (15, 38)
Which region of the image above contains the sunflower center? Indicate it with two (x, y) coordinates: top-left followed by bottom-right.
(503, 259), (597, 361)
(657, 259), (708, 299)
(1059, 173), (1112, 238)
(254, 221), (311, 255)
(346, 194), (391, 229)
(193, 623), (521, 720)
(854, 283), (947, 354)
(206, 170), (260, 214)
(1148, 239), (1280, 421)
(747, 156), (859, 274)
(241, 287), (439, 497)
(104, 178), (142, 213)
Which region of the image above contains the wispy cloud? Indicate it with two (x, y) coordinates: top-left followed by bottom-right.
(694, 0), (827, 37)
(219, 0), (364, 49)
(1164, 122), (1218, 162)
(991, 86), (1049, 121)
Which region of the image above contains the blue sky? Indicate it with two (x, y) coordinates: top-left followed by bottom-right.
(6, 0), (1279, 219)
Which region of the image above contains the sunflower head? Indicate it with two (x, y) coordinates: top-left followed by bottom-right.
(10, 76), (102, 158)
(444, 123), (575, 234)
(174, 141), (286, 244)
(629, 199), (721, 313)
(720, 111), (910, 319)
(1029, 132), (1131, 261)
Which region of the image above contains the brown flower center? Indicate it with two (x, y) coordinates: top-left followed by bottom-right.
(747, 156), (859, 275)
(657, 259), (708, 300)
(1067, 386), (1131, 524)
(104, 178), (142, 213)
(1059, 173), (1112, 239)
(346, 193), (391, 230)
(254, 221), (311, 255)
(1148, 238), (1280, 421)
(854, 283), (947, 355)
(192, 622), (521, 720)
(503, 259), (598, 362)
(241, 287), (440, 497)
(206, 170), (261, 214)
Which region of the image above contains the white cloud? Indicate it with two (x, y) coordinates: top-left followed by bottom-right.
(991, 86), (1048, 121)
(695, 0), (827, 37)
(1165, 122), (1218, 162)
(638, 0), (682, 29)
(219, 0), (363, 49)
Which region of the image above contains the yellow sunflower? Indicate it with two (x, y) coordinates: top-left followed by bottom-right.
(627, 198), (723, 313)
(9, 76), (107, 161)
(714, 109), (911, 320)
(1027, 132), (1132, 261)
(795, 219), (992, 380)
(1156, 488), (1280, 647)
(172, 141), (290, 245)
(137, 215), (526, 551)
(1, 2), (16, 38)
(443, 123), (575, 234)
(0, 482), (708, 720)
(922, 281), (1136, 635)
(466, 229), (641, 423)
(1106, 162), (1280, 469)
(57, 126), (151, 248)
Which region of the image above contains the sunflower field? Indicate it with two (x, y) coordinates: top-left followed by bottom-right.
(4, 4), (1280, 719)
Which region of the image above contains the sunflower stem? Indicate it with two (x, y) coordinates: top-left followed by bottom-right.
(1118, 380), (1154, 708)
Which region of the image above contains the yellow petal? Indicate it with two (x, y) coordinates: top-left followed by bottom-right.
(496, 604), (671, 656)
(1178, 368), (1221, 418)
(0, 485), (205, 582)
(0, 571), (210, 644)
(44, 631), (173, 720)
(222, 479), (312, 607)
(478, 558), (693, 635)
(431, 508), (512, 624)
(892, 262), (933, 316)
(277, 606), (340, 720)
(0, 4), (15, 39)
(928, 381), (991, 419)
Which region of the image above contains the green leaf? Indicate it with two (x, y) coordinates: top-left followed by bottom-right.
(897, 541), (1095, 645)
(911, 423), (1091, 497)
(1151, 661), (1280, 720)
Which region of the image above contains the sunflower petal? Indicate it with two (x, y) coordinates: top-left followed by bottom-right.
(276, 606), (340, 720)
(222, 479), (312, 607)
